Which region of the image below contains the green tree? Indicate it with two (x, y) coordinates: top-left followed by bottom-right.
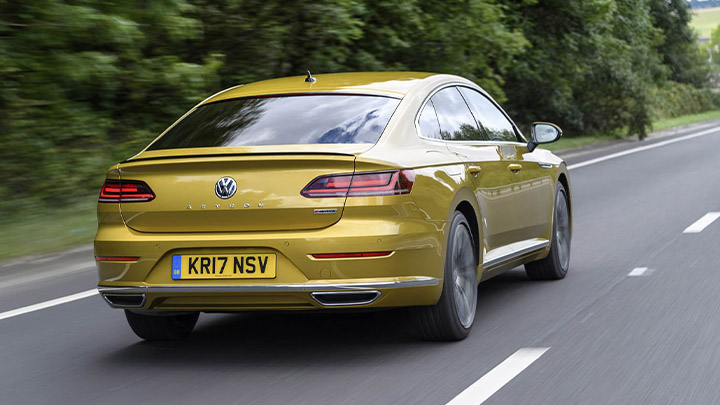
(188, 0), (364, 86)
(347, 0), (528, 100)
(0, 0), (220, 214)
(649, 0), (708, 87)
(499, 0), (664, 139)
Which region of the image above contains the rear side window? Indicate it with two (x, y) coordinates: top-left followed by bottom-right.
(429, 87), (486, 141)
(147, 94), (401, 150)
(458, 87), (517, 142)
(417, 100), (442, 140)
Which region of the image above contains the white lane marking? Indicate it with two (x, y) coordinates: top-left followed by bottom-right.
(683, 212), (720, 234)
(579, 312), (594, 323)
(27, 255), (60, 264)
(628, 267), (650, 277)
(567, 127), (720, 170)
(0, 289), (98, 321)
(446, 347), (549, 405)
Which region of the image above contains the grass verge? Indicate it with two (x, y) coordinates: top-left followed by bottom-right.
(542, 133), (624, 151)
(3, 109), (720, 261)
(691, 7), (720, 39)
(544, 109), (720, 152)
(0, 201), (96, 261)
(651, 109), (720, 132)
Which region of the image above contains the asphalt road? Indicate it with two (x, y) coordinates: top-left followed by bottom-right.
(2, 124), (720, 404)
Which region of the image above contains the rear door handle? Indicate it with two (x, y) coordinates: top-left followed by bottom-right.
(507, 164), (522, 173)
(467, 165), (482, 176)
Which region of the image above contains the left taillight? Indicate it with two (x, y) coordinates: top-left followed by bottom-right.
(301, 169), (415, 198)
(98, 180), (155, 203)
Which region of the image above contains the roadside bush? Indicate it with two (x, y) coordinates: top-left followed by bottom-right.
(648, 81), (720, 121)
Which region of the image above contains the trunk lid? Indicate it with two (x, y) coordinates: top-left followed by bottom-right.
(118, 150), (355, 233)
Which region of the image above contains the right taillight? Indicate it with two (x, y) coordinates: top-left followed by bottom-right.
(301, 169), (415, 198)
(98, 180), (155, 203)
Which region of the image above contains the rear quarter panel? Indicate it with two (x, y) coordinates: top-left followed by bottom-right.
(356, 75), (486, 281)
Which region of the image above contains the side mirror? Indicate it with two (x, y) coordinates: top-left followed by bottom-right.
(528, 122), (562, 152)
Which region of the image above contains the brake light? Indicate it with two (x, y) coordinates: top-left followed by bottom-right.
(98, 180), (155, 203)
(301, 169), (414, 198)
(301, 174), (354, 198)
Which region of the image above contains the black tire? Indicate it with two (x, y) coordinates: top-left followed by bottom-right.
(125, 310), (199, 341)
(525, 182), (571, 280)
(411, 211), (478, 341)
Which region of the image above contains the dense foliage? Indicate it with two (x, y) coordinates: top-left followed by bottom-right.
(0, 0), (715, 216)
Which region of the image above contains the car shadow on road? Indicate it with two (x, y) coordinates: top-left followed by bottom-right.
(99, 269), (535, 368)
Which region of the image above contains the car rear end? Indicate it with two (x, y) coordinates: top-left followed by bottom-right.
(95, 88), (444, 313)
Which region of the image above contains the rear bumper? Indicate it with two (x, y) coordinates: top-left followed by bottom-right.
(98, 276), (440, 310)
(95, 207), (447, 310)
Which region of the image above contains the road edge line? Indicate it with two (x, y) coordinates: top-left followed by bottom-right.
(0, 289), (98, 321)
(567, 127), (720, 170)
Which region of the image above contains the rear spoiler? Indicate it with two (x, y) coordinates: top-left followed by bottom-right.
(122, 151), (357, 164)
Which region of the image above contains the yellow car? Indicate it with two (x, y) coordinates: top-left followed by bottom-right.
(95, 72), (571, 341)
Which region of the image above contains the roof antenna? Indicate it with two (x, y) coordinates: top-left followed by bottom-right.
(305, 70), (317, 83)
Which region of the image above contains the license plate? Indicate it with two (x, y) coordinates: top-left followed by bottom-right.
(171, 254), (276, 280)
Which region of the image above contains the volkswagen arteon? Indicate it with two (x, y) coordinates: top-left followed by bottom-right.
(95, 72), (572, 341)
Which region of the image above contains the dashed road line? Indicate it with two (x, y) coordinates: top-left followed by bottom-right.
(446, 347), (550, 405)
(579, 312), (594, 323)
(683, 212), (720, 234)
(567, 127), (720, 171)
(0, 289), (98, 321)
(628, 267), (654, 277)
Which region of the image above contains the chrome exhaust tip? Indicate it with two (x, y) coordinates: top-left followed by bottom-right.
(310, 291), (381, 307)
(102, 294), (146, 308)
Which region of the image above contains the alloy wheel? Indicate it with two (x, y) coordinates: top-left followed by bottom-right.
(451, 224), (477, 328)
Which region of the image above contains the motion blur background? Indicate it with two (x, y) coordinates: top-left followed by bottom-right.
(1, 0), (719, 259)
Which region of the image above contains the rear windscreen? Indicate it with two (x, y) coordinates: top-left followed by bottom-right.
(147, 94), (401, 150)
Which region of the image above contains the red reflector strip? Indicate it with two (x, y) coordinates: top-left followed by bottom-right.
(95, 256), (139, 262)
(311, 251), (393, 259)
